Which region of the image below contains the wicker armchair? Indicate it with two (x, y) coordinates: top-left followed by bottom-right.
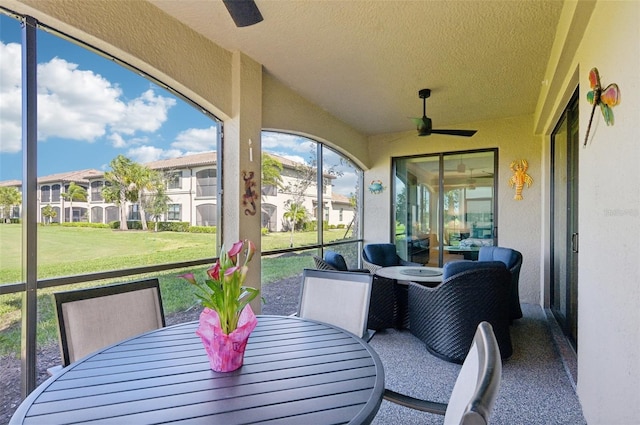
(362, 243), (422, 268)
(408, 264), (512, 363)
(478, 246), (523, 321)
(313, 255), (338, 271)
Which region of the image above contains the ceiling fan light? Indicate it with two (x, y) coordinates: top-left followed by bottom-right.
(457, 163), (466, 173)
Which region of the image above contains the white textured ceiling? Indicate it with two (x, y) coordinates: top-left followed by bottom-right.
(149, 0), (563, 136)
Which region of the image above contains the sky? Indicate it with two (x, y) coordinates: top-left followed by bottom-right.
(0, 13), (360, 196)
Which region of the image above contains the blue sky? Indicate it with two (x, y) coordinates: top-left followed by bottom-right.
(0, 13), (359, 195)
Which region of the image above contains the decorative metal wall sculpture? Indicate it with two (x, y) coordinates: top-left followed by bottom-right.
(368, 180), (385, 194)
(242, 171), (258, 215)
(508, 159), (533, 200)
(584, 67), (620, 147)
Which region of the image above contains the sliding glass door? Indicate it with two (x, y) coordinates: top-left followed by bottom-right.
(393, 149), (497, 267)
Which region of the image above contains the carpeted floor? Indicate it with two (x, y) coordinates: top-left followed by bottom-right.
(369, 303), (586, 424)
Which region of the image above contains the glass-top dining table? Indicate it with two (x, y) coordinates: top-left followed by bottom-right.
(10, 315), (385, 425)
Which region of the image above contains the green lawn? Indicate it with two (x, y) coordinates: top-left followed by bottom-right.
(0, 224), (354, 357)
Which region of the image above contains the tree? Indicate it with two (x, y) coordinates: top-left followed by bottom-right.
(130, 164), (164, 231)
(61, 182), (87, 222)
(261, 153), (284, 192)
(103, 155), (137, 230)
(41, 204), (57, 225)
(0, 186), (21, 223)
(145, 181), (171, 232)
(279, 149), (344, 246)
(283, 201), (309, 247)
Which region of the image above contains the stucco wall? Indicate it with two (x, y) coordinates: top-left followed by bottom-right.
(363, 114), (543, 305)
(574, 2), (639, 423)
(536, 1), (640, 423)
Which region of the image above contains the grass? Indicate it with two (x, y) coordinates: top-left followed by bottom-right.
(0, 224), (355, 357)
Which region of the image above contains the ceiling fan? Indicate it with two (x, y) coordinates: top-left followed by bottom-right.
(411, 89), (477, 137)
(223, 0), (263, 27)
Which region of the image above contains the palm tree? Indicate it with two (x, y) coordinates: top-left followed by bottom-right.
(0, 186), (21, 223)
(103, 155), (137, 230)
(283, 201), (308, 247)
(61, 182), (87, 222)
(130, 164), (163, 231)
(145, 178), (171, 232)
(41, 204), (57, 225)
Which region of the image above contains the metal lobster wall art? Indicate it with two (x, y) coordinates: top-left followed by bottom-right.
(508, 159), (533, 200)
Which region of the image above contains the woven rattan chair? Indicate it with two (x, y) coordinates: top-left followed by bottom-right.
(408, 264), (512, 363)
(478, 246), (523, 321)
(313, 255), (338, 270)
(362, 243), (422, 268)
(384, 321), (502, 425)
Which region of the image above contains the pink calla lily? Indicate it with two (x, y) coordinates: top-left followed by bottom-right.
(207, 262), (221, 280)
(245, 240), (256, 264)
(179, 273), (197, 285)
(227, 240), (244, 264)
(180, 240), (259, 335)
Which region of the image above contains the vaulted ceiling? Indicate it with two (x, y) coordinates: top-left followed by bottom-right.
(150, 0), (563, 137)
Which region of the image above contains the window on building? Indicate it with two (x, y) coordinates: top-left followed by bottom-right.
(196, 169), (216, 197)
(261, 185), (277, 196)
(339, 208), (344, 221)
(41, 185), (50, 202)
(128, 204), (140, 221)
(91, 181), (103, 201)
(168, 204), (181, 220)
(166, 171), (181, 190)
(91, 206), (103, 223)
(196, 203), (216, 227)
(51, 184), (61, 202)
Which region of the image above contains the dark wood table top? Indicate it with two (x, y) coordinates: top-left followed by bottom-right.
(10, 315), (385, 425)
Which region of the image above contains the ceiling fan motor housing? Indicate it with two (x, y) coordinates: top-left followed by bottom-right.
(417, 117), (432, 136)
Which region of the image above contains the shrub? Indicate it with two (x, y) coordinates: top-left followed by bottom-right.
(261, 227), (269, 236)
(61, 222), (110, 229)
(108, 221), (143, 230)
(188, 225), (216, 234)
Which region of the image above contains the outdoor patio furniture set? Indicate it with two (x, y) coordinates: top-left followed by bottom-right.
(318, 243), (523, 364)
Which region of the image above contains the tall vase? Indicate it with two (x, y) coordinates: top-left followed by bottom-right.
(196, 304), (257, 372)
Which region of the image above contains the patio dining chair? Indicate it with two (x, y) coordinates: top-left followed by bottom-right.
(51, 278), (165, 371)
(298, 268), (374, 340)
(384, 321), (502, 425)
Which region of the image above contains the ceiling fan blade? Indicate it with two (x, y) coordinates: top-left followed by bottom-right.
(431, 129), (477, 137)
(223, 0), (264, 27)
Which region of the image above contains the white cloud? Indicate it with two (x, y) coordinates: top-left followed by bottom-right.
(126, 145), (165, 163)
(112, 89), (176, 135)
(36, 57), (124, 142)
(171, 126), (217, 151)
(0, 43), (177, 153)
(262, 131), (315, 153)
(0, 41), (23, 153)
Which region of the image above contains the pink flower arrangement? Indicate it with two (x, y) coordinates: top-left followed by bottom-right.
(181, 240), (260, 335)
